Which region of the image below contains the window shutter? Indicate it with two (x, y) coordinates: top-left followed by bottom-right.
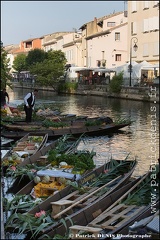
(143, 43), (149, 56)
(153, 16), (159, 30)
(144, 1), (149, 8)
(88, 57), (91, 67)
(154, 1), (159, 5)
(153, 42), (159, 55)
(71, 50), (73, 61)
(143, 19), (149, 32)
(149, 17), (154, 31)
(131, 1), (137, 12)
(133, 22), (137, 34)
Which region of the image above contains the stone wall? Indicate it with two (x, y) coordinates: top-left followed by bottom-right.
(11, 82), (159, 103)
(75, 84), (159, 102)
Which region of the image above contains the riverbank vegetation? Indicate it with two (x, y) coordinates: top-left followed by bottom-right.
(12, 49), (67, 90)
(1, 43), (12, 89)
(57, 82), (78, 93)
(109, 72), (123, 93)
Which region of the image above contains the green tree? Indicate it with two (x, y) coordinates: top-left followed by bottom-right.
(109, 72), (124, 93)
(1, 43), (12, 89)
(30, 50), (67, 89)
(26, 48), (47, 68)
(12, 54), (27, 80)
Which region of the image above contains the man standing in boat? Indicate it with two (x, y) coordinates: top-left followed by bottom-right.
(24, 89), (38, 122)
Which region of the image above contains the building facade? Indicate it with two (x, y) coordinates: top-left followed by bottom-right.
(4, 1), (159, 81)
(63, 31), (82, 67)
(79, 12), (128, 69)
(40, 32), (71, 52)
(5, 38), (42, 73)
(127, 0), (159, 78)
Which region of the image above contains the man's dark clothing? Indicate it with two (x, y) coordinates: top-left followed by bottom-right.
(24, 92), (35, 122)
(24, 105), (33, 122)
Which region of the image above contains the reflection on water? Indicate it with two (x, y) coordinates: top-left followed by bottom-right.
(5, 87), (160, 176)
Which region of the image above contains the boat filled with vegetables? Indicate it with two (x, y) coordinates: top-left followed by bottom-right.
(1, 104), (131, 140)
(1, 118), (131, 140)
(2, 134), (88, 194)
(2, 132), (48, 170)
(3, 156), (137, 239)
(42, 164), (159, 240)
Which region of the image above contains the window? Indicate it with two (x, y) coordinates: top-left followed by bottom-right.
(65, 52), (68, 61)
(102, 51), (105, 59)
(152, 16), (159, 30)
(153, 42), (159, 56)
(25, 41), (32, 48)
(115, 54), (121, 61)
(107, 22), (116, 27)
(131, 22), (137, 35)
(88, 57), (91, 67)
(143, 43), (149, 56)
(143, 17), (159, 32)
(70, 50), (73, 61)
(149, 17), (154, 31)
(143, 1), (149, 9)
(66, 50), (73, 61)
(101, 60), (106, 67)
(143, 19), (149, 32)
(131, 1), (137, 12)
(115, 32), (120, 41)
(153, 1), (159, 7)
(97, 60), (101, 67)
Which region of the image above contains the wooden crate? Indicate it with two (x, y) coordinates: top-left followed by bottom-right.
(51, 187), (99, 219)
(89, 204), (145, 230)
(36, 156), (48, 166)
(13, 147), (26, 151)
(51, 199), (75, 218)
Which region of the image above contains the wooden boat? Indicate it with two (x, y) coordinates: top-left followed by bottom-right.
(2, 132), (48, 168)
(3, 135), (84, 193)
(1, 121), (131, 140)
(1, 181), (5, 240)
(42, 164), (159, 239)
(4, 158), (137, 239)
(2, 135), (80, 168)
(18, 157), (137, 201)
(30, 158), (137, 211)
(111, 200), (159, 238)
(1, 137), (14, 147)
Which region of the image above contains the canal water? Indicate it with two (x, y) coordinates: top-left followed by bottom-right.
(3, 87), (159, 177)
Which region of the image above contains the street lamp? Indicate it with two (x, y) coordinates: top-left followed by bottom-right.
(129, 37), (138, 86)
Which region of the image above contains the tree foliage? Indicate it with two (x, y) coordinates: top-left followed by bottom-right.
(30, 50), (67, 89)
(12, 54), (27, 73)
(1, 44), (12, 89)
(26, 49), (47, 68)
(109, 72), (124, 93)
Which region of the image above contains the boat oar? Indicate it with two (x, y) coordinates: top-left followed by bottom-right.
(53, 175), (122, 219)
